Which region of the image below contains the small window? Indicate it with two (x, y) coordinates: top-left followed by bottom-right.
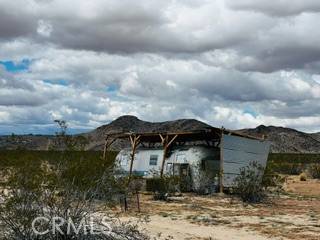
(166, 163), (173, 172)
(149, 155), (158, 166)
(121, 155), (128, 166)
(176, 153), (187, 163)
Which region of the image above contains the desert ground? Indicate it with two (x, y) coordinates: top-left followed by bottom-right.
(118, 176), (320, 240)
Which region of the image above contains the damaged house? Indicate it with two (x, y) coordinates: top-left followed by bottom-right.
(103, 127), (271, 192)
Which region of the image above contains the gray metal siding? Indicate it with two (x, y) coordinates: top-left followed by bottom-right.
(222, 134), (270, 187)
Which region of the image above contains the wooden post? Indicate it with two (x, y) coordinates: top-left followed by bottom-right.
(136, 191), (140, 212)
(160, 137), (168, 177)
(103, 137), (108, 160)
(102, 137), (117, 162)
(124, 196), (128, 212)
(160, 134), (178, 177)
(219, 128), (224, 193)
(128, 135), (140, 183)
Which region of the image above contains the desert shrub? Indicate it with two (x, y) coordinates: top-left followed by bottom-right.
(146, 176), (180, 201)
(307, 164), (320, 179)
(234, 162), (268, 203)
(146, 178), (164, 192)
(191, 161), (217, 195)
(0, 168), (148, 240)
(192, 171), (216, 195)
(0, 121), (149, 239)
(299, 172), (307, 181)
(128, 177), (144, 192)
(49, 120), (90, 151)
(262, 173), (285, 196)
(268, 153), (320, 164)
(0, 157), (149, 239)
(0, 159), (150, 239)
(266, 153), (320, 175)
(272, 163), (303, 175)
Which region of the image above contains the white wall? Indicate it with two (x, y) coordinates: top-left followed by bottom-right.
(116, 136), (271, 189)
(116, 146), (218, 177)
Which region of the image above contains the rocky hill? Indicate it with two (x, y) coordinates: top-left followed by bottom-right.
(0, 115), (320, 153)
(84, 115), (211, 150)
(0, 134), (53, 150)
(311, 132), (320, 142)
(238, 125), (320, 153)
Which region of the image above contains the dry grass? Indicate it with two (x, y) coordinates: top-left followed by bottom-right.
(118, 176), (320, 240)
(284, 175), (320, 197)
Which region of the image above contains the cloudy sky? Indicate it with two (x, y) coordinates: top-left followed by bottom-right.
(1, 0), (320, 134)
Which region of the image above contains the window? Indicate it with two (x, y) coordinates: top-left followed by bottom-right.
(201, 160), (206, 170)
(176, 153), (187, 163)
(121, 155), (128, 166)
(149, 154), (158, 166)
(166, 163), (173, 172)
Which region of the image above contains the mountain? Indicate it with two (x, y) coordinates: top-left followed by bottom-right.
(0, 134), (53, 150)
(86, 116), (320, 152)
(238, 125), (320, 153)
(0, 115), (320, 153)
(84, 115), (211, 150)
(311, 132), (320, 142)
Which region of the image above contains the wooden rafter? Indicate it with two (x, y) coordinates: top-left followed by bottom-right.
(102, 137), (117, 161)
(160, 134), (178, 177)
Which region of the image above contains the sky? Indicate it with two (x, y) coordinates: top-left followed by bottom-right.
(1, 0), (320, 134)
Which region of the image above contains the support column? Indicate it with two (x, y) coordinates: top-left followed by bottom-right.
(128, 134), (140, 183)
(219, 128), (224, 193)
(102, 136), (117, 162)
(103, 138), (108, 160)
(160, 134), (178, 177)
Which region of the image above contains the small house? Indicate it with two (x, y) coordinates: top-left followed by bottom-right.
(103, 127), (271, 192)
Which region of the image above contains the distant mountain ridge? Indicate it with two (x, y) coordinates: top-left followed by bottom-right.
(83, 115), (211, 150)
(237, 125), (320, 153)
(0, 115), (319, 153)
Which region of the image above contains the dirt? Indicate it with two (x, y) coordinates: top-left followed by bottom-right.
(284, 175), (320, 197)
(119, 177), (320, 240)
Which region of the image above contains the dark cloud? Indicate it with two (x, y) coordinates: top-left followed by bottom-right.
(226, 0), (320, 16)
(236, 47), (320, 73)
(0, 0), (259, 54)
(0, 3), (36, 39)
(1, 0), (320, 133)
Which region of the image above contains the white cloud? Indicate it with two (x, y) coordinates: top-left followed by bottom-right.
(37, 19), (53, 37)
(1, 0), (320, 133)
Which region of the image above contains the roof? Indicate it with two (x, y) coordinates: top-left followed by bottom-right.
(105, 127), (264, 143)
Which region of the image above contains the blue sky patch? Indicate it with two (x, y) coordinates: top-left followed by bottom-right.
(0, 124), (91, 135)
(106, 84), (118, 92)
(243, 107), (258, 117)
(43, 79), (69, 86)
(0, 59), (31, 72)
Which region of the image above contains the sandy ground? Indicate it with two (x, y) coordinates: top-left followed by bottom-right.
(140, 215), (275, 240)
(284, 175), (320, 197)
(1, 175), (320, 239)
(120, 177), (320, 240)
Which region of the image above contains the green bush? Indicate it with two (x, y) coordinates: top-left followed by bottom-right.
(0, 159), (149, 239)
(0, 150), (118, 191)
(262, 173), (285, 188)
(308, 164), (320, 179)
(234, 162), (267, 203)
(266, 153), (320, 175)
(146, 176), (180, 201)
(0, 121), (150, 239)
